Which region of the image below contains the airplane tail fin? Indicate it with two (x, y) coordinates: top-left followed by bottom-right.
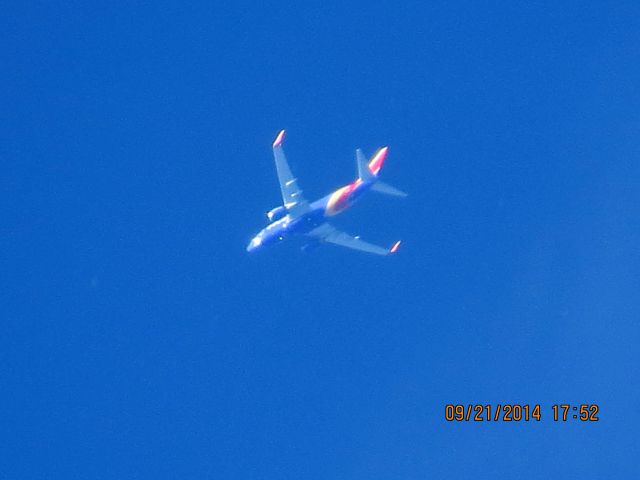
(356, 146), (389, 180)
(356, 149), (375, 181)
(356, 146), (407, 196)
(371, 181), (408, 197)
(357, 146), (390, 179)
(368, 146), (388, 176)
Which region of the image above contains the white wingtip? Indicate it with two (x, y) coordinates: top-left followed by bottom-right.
(273, 129), (285, 148)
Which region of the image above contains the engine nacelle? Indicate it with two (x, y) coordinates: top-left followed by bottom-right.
(266, 206), (287, 222)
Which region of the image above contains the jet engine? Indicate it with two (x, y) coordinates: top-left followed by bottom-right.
(266, 206), (287, 222)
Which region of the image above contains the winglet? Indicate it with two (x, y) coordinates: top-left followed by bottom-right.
(273, 129), (285, 148)
(389, 240), (402, 254)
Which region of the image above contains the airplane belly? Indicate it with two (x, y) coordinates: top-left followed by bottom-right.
(287, 209), (326, 235)
(323, 181), (369, 217)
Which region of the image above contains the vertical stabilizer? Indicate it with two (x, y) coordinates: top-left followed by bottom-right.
(356, 149), (375, 181)
(368, 146), (388, 175)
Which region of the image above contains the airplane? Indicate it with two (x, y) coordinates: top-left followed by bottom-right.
(246, 130), (406, 256)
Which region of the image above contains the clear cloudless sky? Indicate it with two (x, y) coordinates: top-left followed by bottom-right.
(3, 1), (640, 478)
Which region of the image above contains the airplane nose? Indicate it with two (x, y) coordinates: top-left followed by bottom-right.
(247, 236), (262, 252)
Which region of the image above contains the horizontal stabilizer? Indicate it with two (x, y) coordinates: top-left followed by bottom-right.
(371, 181), (407, 197)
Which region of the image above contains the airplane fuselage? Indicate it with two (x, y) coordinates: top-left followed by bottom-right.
(246, 131), (403, 256)
(247, 178), (373, 252)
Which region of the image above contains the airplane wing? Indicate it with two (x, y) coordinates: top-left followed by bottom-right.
(307, 223), (401, 256)
(272, 130), (310, 218)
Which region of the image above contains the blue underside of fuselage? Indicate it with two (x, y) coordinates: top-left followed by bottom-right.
(247, 181), (373, 252)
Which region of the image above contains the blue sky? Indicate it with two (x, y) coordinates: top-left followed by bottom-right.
(3, 2), (640, 478)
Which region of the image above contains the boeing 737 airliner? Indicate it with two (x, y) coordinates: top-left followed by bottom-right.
(247, 130), (406, 256)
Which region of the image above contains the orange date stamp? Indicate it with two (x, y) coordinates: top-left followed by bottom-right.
(444, 404), (600, 422)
